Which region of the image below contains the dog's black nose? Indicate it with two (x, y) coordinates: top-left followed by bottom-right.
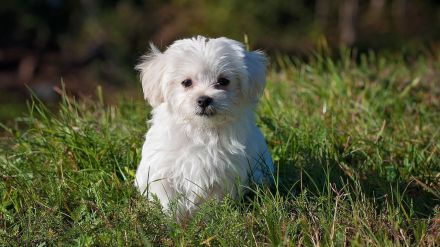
(197, 96), (213, 108)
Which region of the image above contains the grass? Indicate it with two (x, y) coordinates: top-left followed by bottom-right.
(1, 50), (439, 246)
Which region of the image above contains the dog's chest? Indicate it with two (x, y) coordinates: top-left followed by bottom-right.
(174, 140), (247, 177)
(160, 134), (249, 194)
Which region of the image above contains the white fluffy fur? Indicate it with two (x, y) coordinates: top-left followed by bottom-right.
(134, 36), (273, 218)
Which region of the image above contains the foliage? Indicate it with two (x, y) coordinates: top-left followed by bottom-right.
(1, 51), (440, 246)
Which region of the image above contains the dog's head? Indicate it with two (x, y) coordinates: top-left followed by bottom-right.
(136, 36), (267, 125)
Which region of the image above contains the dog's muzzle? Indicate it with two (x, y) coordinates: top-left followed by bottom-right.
(195, 106), (216, 117)
(195, 96), (216, 117)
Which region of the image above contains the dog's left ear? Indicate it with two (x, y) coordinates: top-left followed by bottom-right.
(244, 50), (267, 101)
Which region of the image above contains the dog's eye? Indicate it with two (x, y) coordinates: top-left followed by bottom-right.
(181, 79), (192, 88)
(216, 77), (230, 87)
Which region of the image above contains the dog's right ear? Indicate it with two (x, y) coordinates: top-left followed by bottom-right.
(136, 43), (166, 107)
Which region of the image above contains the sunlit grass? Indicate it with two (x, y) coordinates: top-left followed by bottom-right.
(1, 50), (439, 246)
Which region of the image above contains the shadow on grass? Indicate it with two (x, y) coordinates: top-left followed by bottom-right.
(272, 144), (439, 218)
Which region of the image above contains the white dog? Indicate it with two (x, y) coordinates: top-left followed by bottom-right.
(135, 36), (273, 218)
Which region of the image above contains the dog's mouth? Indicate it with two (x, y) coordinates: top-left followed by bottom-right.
(195, 107), (216, 117)
(195, 111), (215, 117)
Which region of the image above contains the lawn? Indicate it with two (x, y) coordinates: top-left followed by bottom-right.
(1, 50), (439, 246)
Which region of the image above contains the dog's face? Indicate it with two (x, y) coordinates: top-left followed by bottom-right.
(137, 36), (267, 126)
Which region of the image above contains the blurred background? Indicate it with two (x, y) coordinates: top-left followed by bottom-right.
(1, 0), (440, 122)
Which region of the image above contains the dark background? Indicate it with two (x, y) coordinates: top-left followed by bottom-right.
(1, 0), (439, 121)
